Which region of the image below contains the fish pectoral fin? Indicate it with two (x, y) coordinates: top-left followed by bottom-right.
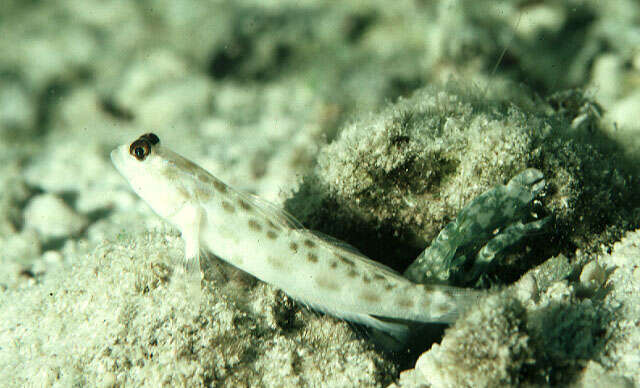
(175, 251), (203, 312)
(173, 204), (205, 309)
(176, 203), (204, 281)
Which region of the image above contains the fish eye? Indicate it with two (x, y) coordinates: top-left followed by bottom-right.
(129, 139), (151, 161)
(141, 133), (160, 145)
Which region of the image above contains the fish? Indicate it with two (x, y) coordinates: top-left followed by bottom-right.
(110, 133), (481, 342)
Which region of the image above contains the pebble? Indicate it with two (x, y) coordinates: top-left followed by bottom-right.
(23, 194), (87, 239)
(580, 260), (606, 291)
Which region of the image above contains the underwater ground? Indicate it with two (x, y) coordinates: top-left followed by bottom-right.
(1, 1), (639, 387)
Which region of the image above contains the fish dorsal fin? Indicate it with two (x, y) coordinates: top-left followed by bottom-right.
(233, 190), (305, 229)
(233, 187), (406, 280)
(309, 230), (365, 255)
(306, 230), (405, 279)
(348, 251), (405, 279)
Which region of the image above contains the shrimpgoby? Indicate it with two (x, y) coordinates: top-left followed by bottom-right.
(111, 133), (481, 340)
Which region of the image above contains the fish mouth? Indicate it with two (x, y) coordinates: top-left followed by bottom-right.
(109, 149), (119, 167)
(110, 144), (129, 174)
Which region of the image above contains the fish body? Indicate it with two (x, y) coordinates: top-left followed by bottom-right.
(111, 133), (480, 339)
